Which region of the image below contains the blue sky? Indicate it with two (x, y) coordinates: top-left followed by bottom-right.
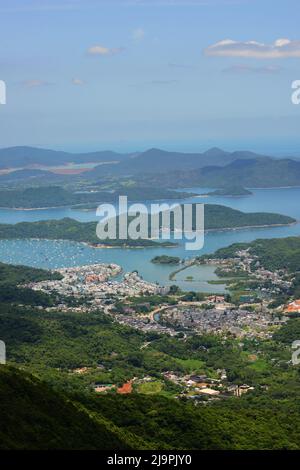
(0, 0), (300, 154)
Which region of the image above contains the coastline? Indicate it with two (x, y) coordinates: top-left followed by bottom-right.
(2, 185), (300, 212)
(0, 221), (297, 250)
(0, 237), (177, 250)
(205, 220), (298, 233)
(200, 194), (252, 198)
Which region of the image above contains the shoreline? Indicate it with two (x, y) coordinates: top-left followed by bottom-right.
(200, 194), (252, 198)
(0, 237), (177, 250)
(0, 221), (297, 249)
(2, 185), (300, 211)
(205, 220), (298, 233)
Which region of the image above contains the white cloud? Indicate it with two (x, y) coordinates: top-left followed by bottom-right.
(72, 78), (85, 85)
(87, 44), (124, 56)
(204, 38), (300, 59)
(223, 64), (283, 74)
(132, 28), (145, 41)
(22, 79), (51, 88)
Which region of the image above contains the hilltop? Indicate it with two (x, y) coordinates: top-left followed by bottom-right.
(141, 157), (300, 189)
(0, 146), (130, 168)
(2, 146), (300, 189)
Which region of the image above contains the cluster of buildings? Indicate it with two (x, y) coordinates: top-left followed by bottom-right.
(91, 371), (255, 401)
(93, 381), (133, 394)
(115, 312), (177, 336)
(202, 249), (293, 300)
(25, 260), (289, 339)
(26, 263), (162, 311)
(159, 305), (285, 339)
(163, 370), (254, 401)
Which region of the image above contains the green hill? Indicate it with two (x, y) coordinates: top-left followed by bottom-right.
(0, 261), (61, 287)
(0, 146), (129, 168)
(196, 158), (300, 188)
(0, 217), (174, 247)
(2, 365), (300, 450)
(0, 185), (190, 208)
(2, 284), (300, 449)
(205, 186), (252, 197)
(0, 366), (149, 450)
(0, 206), (294, 248)
(201, 236), (300, 272)
(144, 157), (300, 189)
(203, 204), (294, 230)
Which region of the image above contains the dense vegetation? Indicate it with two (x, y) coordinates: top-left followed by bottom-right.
(89, 392), (300, 450)
(1, 262), (300, 449)
(2, 245), (300, 449)
(202, 236), (300, 273)
(0, 205), (294, 250)
(3, 361), (300, 450)
(2, 300), (300, 449)
(151, 255), (181, 264)
(0, 217), (175, 247)
(0, 146), (128, 168)
(0, 261), (61, 287)
(194, 158), (300, 188)
(0, 366), (151, 450)
(0, 305), (205, 385)
(0, 268), (295, 393)
(203, 205), (294, 230)
(3, 146), (300, 191)
(0, 262), (60, 306)
(205, 185), (252, 197)
(139, 157), (300, 189)
(0, 185), (191, 208)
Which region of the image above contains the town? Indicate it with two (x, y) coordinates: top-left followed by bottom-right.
(22, 257), (299, 404)
(25, 258), (291, 339)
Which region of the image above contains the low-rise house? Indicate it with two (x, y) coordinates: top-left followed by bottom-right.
(285, 300), (300, 314)
(198, 388), (220, 396)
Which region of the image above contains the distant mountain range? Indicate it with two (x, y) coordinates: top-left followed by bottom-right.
(0, 146), (130, 168)
(1, 145), (300, 189)
(0, 145), (266, 171)
(90, 147), (270, 177)
(142, 157), (300, 188)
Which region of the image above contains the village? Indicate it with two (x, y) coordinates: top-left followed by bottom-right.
(71, 365), (256, 402)
(26, 263), (164, 312)
(21, 260), (298, 404)
(201, 248), (294, 298)
(24, 260), (292, 338)
(157, 303), (286, 339)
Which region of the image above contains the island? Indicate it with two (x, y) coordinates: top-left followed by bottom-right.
(151, 255), (181, 265)
(203, 185), (253, 197)
(171, 204), (295, 231)
(0, 205), (295, 248)
(0, 218), (176, 248)
(0, 185), (195, 209)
